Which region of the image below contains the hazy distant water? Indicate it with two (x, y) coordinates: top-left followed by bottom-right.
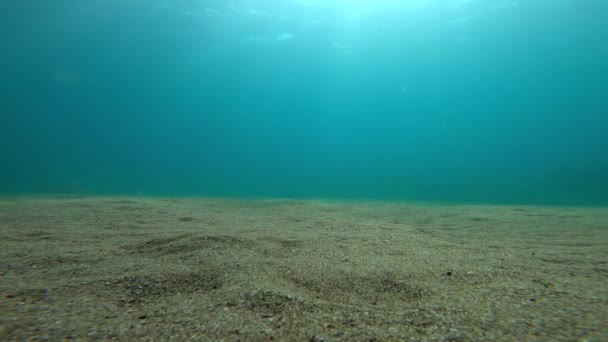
(1, 0), (607, 204)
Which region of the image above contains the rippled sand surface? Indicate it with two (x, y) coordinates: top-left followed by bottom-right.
(1, 197), (606, 340)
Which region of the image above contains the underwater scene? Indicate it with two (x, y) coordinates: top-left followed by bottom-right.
(1, 0), (607, 340)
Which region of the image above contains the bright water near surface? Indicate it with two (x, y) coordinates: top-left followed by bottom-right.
(1, 0), (607, 204)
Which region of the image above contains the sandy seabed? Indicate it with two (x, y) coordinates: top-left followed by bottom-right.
(0, 196), (606, 341)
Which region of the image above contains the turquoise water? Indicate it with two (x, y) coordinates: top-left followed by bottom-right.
(1, 0), (607, 204)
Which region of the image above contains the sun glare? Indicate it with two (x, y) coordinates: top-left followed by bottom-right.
(294, 0), (426, 9)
